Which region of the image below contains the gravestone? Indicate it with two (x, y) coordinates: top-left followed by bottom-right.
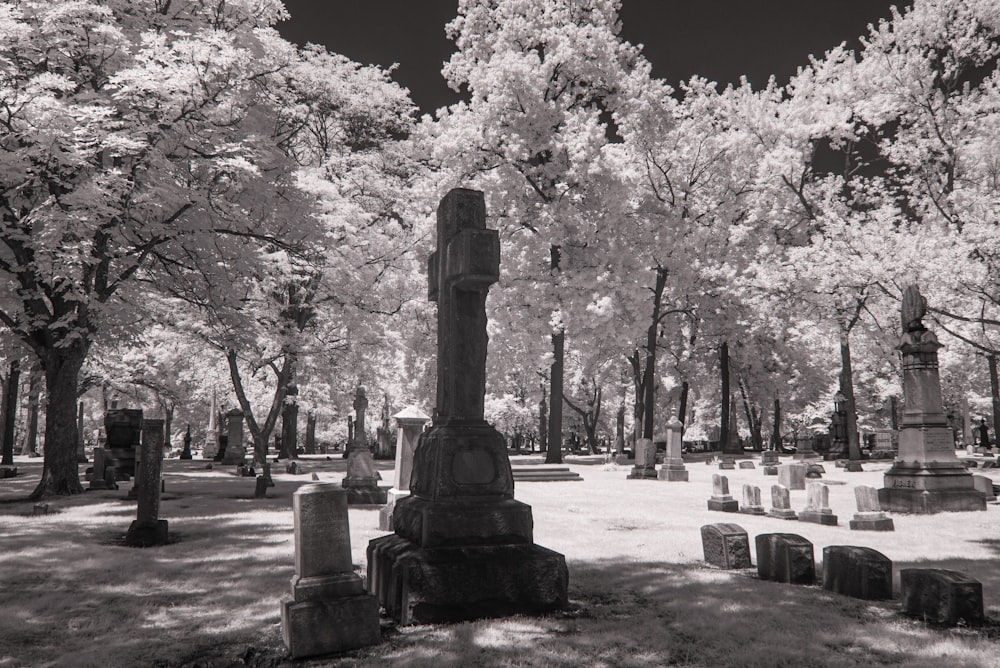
(255, 463), (275, 498)
(849, 485), (895, 531)
(221, 409), (247, 466)
(718, 456), (736, 470)
(701, 523), (751, 569)
(767, 484), (798, 520)
(342, 387), (388, 504)
(763, 465), (778, 476)
(778, 462), (806, 490)
(738, 461), (755, 469)
(628, 438), (658, 479)
(180, 425), (193, 460)
(756, 533), (815, 584)
(657, 416), (688, 481)
(805, 463), (825, 478)
(707, 474), (738, 512)
(87, 448), (113, 491)
(739, 484), (765, 515)
(105, 408), (142, 478)
(972, 475), (996, 502)
(379, 406), (431, 531)
(124, 419), (168, 547)
(872, 429), (896, 458)
(794, 434), (818, 460)
(367, 188), (567, 624)
(761, 450), (780, 466)
(822, 546), (892, 600)
(880, 286), (986, 513)
(202, 395), (219, 460)
(281, 484), (380, 658)
(798, 482), (838, 526)
(900, 569), (984, 626)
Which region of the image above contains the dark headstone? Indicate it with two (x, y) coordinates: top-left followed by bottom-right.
(822, 546), (892, 600)
(368, 189), (567, 624)
(701, 523), (751, 569)
(756, 533), (815, 584)
(763, 465), (778, 476)
(105, 408), (142, 478)
(900, 569), (984, 626)
(125, 419), (168, 547)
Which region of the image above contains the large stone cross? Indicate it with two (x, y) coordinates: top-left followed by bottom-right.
(427, 188), (500, 422)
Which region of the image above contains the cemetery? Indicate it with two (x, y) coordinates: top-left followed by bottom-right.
(1, 0), (1000, 667)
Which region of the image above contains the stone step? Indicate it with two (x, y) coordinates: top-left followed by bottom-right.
(511, 466), (583, 482)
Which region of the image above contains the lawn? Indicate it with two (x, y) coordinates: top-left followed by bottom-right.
(1, 452), (998, 667)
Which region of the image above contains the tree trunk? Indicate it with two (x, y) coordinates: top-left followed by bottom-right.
(989, 355), (1000, 439)
(641, 267), (668, 440)
(719, 341), (730, 452)
(21, 364), (40, 456)
(1, 359), (20, 466)
(30, 346), (88, 498)
(770, 396), (781, 451)
(227, 348), (289, 470)
(840, 333), (862, 460)
(546, 330), (564, 464)
(628, 349), (644, 445)
(538, 391), (547, 455)
(615, 400), (625, 454)
(678, 381), (689, 434)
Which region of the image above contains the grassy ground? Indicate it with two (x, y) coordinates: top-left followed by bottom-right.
(1, 452), (998, 667)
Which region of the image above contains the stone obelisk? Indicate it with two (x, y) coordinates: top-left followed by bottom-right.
(367, 188), (568, 624)
(879, 285), (986, 513)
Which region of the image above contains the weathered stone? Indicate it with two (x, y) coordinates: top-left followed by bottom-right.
(880, 286), (986, 513)
(822, 546), (892, 600)
(739, 484), (765, 515)
(381, 406), (432, 531)
(756, 533), (815, 584)
(900, 568), (984, 626)
(849, 485), (895, 531)
(718, 457), (736, 470)
(761, 451), (780, 465)
(87, 448), (112, 490)
(707, 474), (739, 512)
(369, 188), (566, 623)
(125, 419), (168, 547)
(700, 523), (751, 569)
(281, 484), (379, 658)
(767, 484), (797, 520)
(105, 408), (142, 478)
(657, 416), (688, 482)
(739, 461), (755, 469)
(972, 475), (996, 502)
(343, 386), (388, 505)
(778, 463), (806, 490)
(221, 409), (247, 466)
(799, 482), (838, 526)
(628, 438), (658, 479)
(763, 465), (778, 476)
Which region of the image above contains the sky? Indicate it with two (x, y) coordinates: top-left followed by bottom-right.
(277, 1), (911, 114)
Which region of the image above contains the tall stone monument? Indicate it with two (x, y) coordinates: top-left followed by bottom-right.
(202, 393), (218, 460)
(379, 405), (431, 531)
(221, 408), (247, 466)
(879, 285), (986, 513)
(658, 416), (688, 481)
(367, 188), (568, 624)
(342, 386), (387, 504)
(125, 419), (168, 547)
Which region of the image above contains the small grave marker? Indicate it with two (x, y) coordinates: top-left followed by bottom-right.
(756, 533), (815, 584)
(707, 474), (738, 512)
(798, 482), (838, 526)
(822, 546), (892, 600)
(701, 523), (751, 569)
(767, 484), (797, 520)
(849, 486), (894, 531)
(900, 569), (984, 626)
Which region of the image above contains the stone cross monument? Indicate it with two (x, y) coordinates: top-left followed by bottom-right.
(342, 386), (387, 504)
(367, 188), (568, 624)
(879, 285), (985, 512)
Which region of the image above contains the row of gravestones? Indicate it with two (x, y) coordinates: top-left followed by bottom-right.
(716, 458), (859, 482)
(708, 475), (897, 530)
(701, 523), (985, 627)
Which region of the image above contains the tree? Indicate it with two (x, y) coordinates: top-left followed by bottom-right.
(0, 0), (409, 497)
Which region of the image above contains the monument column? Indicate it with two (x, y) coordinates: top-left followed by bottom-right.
(368, 188), (568, 624)
(879, 285), (986, 513)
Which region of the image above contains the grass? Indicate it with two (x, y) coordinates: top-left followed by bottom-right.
(1, 452), (999, 667)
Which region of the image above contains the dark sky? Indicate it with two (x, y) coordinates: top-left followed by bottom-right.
(278, 1), (910, 114)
